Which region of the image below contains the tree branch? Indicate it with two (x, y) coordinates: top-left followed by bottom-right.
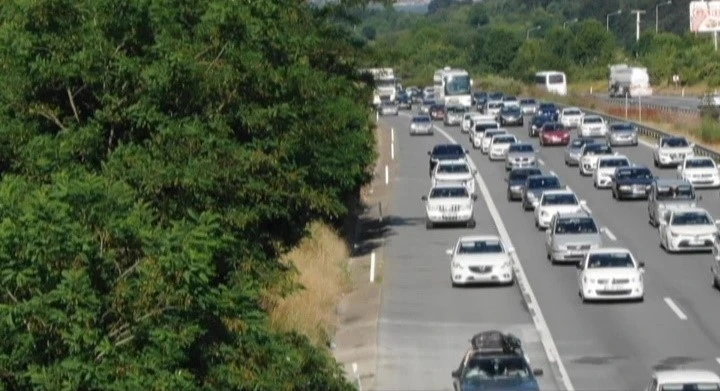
(5, 289), (18, 303)
(29, 105), (67, 131)
(206, 42), (230, 72)
(67, 87), (80, 122)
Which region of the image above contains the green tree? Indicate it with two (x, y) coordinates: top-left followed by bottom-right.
(473, 26), (523, 74)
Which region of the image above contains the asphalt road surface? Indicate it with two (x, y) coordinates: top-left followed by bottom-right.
(593, 93), (701, 112)
(374, 109), (720, 391)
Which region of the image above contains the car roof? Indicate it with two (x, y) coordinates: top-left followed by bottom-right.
(563, 107), (581, 111)
(583, 114), (603, 119)
(617, 165), (650, 171)
(431, 182), (467, 189)
(610, 122), (634, 127)
(654, 369), (720, 383)
(555, 211), (593, 219)
(492, 134), (516, 140)
(541, 189), (574, 196)
(510, 167), (542, 174)
(670, 207), (710, 215)
(684, 156), (714, 161)
(412, 115), (431, 120)
(661, 135), (688, 141)
(458, 235), (501, 242)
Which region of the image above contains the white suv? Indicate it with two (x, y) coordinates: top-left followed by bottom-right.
(421, 183), (477, 229)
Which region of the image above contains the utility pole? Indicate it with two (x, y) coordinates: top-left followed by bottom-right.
(607, 10), (622, 31)
(655, 0), (672, 33)
(631, 10), (646, 42)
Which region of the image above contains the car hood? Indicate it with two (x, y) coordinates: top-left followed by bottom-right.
(554, 233), (602, 246)
(615, 177), (653, 185)
(682, 167), (718, 175)
(658, 146), (693, 154)
(453, 253), (510, 266)
(460, 377), (540, 391)
(584, 268), (641, 280)
(538, 204), (584, 216)
(507, 152), (536, 159)
(432, 154), (464, 161)
(668, 224), (718, 236)
(543, 131), (569, 137)
(596, 167), (622, 176)
(435, 173), (473, 182)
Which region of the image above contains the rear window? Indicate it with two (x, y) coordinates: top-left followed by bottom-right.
(509, 169), (542, 180)
(548, 74), (564, 84)
(413, 117), (431, 123)
(521, 99), (537, 104)
(527, 176), (560, 188)
(509, 144), (534, 153)
(584, 117), (603, 124)
(660, 383), (720, 391)
(432, 144), (464, 155)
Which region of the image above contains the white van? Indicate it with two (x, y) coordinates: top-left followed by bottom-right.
(534, 71), (567, 96)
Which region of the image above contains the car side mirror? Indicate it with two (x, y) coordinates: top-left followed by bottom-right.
(654, 176), (659, 180)
(470, 79), (474, 87)
(472, 194), (478, 201)
(715, 219), (720, 226)
(690, 143), (696, 148)
(532, 368), (544, 376)
(421, 195), (428, 201)
(446, 249), (453, 256)
(507, 246), (515, 254)
(465, 149), (470, 154)
(580, 200), (588, 206)
(452, 370), (460, 378)
(576, 263), (583, 269)
(638, 261), (646, 269)
(473, 170), (478, 175)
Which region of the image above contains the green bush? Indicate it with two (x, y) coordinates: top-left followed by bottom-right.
(699, 117), (720, 143)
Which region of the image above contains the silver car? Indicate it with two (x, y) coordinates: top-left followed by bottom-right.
(545, 212), (602, 264)
(521, 174), (563, 211)
(379, 101), (399, 116)
(647, 179), (700, 227)
(519, 98), (538, 115)
(505, 143), (537, 171)
(607, 122), (638, 146)
(564, 137), (595, 166)
(444, 105), (467, 126)
(409, 115), (434, 136)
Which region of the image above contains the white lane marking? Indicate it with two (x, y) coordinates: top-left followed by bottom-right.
(549, 170), (556, 176)
(384, 164), (389, 185)
(370, 251), (376, 283)
(391, 127), (394, 143)
(538, 158), (545, 166)
(432, 123), (576, 391)
(391, 142), (395, 160)
(663, 297), (688, 320)
(638, 138), (655, 148)
(601, 227), (617, 241)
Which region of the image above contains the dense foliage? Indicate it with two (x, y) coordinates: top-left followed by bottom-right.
(360, 0), (720, 87)
(0, 0), (375, 389)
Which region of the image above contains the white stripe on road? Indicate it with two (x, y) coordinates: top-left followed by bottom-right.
(663, 297), (688, 320)
(601, 227), (617, 241)
(538, 158), (545, 166)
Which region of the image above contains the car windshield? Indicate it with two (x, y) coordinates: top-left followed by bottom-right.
(539, 104), (556, 111)
(463, 356), (532, 382)
(527, 176), (560, 189)
(429, 187), (468, 198)
(541, 193), (578, 205)
(660, 383), (720, 391)
(585, 145), (612, 155)
(509, 144), (534, 153)
(488, 102), (503, 108)
(521, 99), (536, 105)
(504, 96), (517, 101)
(583, 117), (603, 124)
(671, 212), (712, 225)
(656, 186), (695, 200)
(599, 158), (630, 168)
(544, 124), (565, 131)
(457, 239), (504, 254)
(611, 124), (635, 132)
(448, 107), (466, 113)
(489, 93), (503, 100)
(502, 107), (521, 114)
(423, 100), (435, 105)
(555, 218), (598, 234)
(535, 115), (552, 123)
(382, 101), (396, 106)
(587, 252), (634, 269)
(494, 136), (516, 144)
(432, 145), (464, 156)
(662, 138), (689, 147)
(509, 169), (542, 181)
(476, 123), (499, 131)
(484, 130), (505, 138)
(686, 159), (715, 168)
(615, 168), (653, 179)
(571, 139), (594, 148)
(413, 117), (431, 123)
(438, 164), (470, 174)
(564, 110), (581, 116)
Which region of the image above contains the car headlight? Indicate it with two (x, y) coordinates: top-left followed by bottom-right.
(583, 277), (595, 284)
(510, 185), (521, 191)
(452, 261), (463, 269)
(554, 244), (567, 251)
(541, 210), (548, 217)
(619, 185), (631, 190)
(591, 243), (601, 249)
(670, 230), (679, 237)
(501, 260), (511, 269)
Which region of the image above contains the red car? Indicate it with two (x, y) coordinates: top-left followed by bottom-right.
(539, 122), (570, 146)
(430, 104), (446, 120)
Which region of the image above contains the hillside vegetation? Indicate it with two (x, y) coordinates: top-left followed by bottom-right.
(359, 0), (720, 88)
(0, 0), (376, 389)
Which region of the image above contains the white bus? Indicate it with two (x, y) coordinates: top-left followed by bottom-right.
(534, 71), (567, 96)
(433, 67), (473, 108)
(360, 68), (397, 105)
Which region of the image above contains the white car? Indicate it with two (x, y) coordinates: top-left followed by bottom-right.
(480, 128), (507, 153)
(533, 189), (588, 229)
(593, 154), (631, 188)
(502, 96), (520, 107)
(645, 370), (720, 391)
(559, 107), (583, 128)
(578, 143), (614, 176)
(447, 235), (515, 286)
(659, 208), (720, 253)
(676, 156), (720, 188)
(421, 183), (477, 229)
(488, 134), (518, 161)
(577, 248), (645, 302)
(578, 115), (608, 138)
(432, 160), (476, 196)
(470, 120), (500, 149)
(462, 113), (487, 133)
(485, 100), (504, 117)
(653, 136), (695, 168)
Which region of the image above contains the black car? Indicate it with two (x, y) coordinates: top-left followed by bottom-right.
(505, 167), (543, 201)
(612, 166), (656, 200)
(452, 331), (543, 391)
(473, 91), (488, 109)
(397, 93), (412, 110)
(529, 113), (553, 137)
(428, 144), (467, 176)
(537, 103), (559, 121)
(488, 92), (504, 101)
(499, 105), (524, 127)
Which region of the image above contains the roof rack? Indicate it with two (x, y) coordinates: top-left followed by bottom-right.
(470, 330), (523, 355)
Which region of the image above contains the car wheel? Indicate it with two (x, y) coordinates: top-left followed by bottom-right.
(712, 274), (718, 289)
(612, 189), (617, 199)
(579, 290), (587, 303)
(636, 296), (644, 303)
(426, 220), (433, 230)
(467, 219), (476, 229)
(654, 157), (659, 167)
(507, 190), (512, 201)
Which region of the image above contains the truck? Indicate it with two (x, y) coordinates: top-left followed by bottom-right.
(608, 64), (653, 98)
(360, 68), (397, 106)
(433, 67), (473, 109)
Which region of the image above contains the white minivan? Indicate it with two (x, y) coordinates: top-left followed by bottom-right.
(535, 71), (567, 96)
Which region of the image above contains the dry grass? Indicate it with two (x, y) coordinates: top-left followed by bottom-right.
(267, 221), (351, 346)
(570, 79), (716, 97)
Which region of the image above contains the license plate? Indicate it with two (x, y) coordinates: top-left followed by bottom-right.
(442, 214), (457, 220)
(605, 284), (624, 291)
(691, 238), (705, 245)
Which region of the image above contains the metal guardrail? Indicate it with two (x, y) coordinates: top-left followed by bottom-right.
(601, 96), (700, 116)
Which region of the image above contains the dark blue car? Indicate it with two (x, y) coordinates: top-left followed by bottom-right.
(529, 113), (554, 137)
(428, 143), (467, 176)
(537, 103), (559, 121)
(611, 166), (656, 200)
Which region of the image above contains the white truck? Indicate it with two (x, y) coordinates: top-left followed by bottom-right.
(608, 64), (653, 98)
(361, 68), (397, 106)
(433, 67), (473, 109)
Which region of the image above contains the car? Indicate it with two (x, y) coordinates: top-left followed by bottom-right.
(472, 91), (488, 109)
(498, 105), (524, 126)
(611, 166), (655, 200)
(488, 134), (518, 161)
(447, 236), (515, 286)
(647, 179), (699, 227)
(529, 113), (553, 137)
(462, 112), (490, 133)
(430, 104), (446, 120)
(419, 99), (435, 114)
(559, 107), (583, 129)
(406, 86), (421, 102)
(579, 143), (614, 176)
(505, 143), (537, 171)
(397, 93), (412, 110)
(577, 248), (645, 302)
(428, 144), (467, 176)
(422, 87), (435, 100)
(593, 154), (631, 189)
(502, 95), (520, 107)
(578, 115), (608, 138)
(444, 105), (467, 126)
(653, 136), (695, 168)
(645, 369), (720, 391)
(533, 189), (588, 230)
(505, 167), (543, 201)
(421, 183), (477, 229)
(537, 102), (559, 120)
(488, 92), (504, 101)
(676, 156), (720, 188)
(521, 174), (563, 211)
(606, 122), (638, 146)
(470, 120), (501, 150)
(432, 159), (476, 196)
(480, 128), (507, 154)
(658, 208), (720, 253)
(409, 115), (434, 136)
(484, 100), (504, 117)
(545, 212), (602, 264)
(520, 98), (538, 115)
(713, 238), (720, 289)
(379, 100), (399, 116)
(564, 137), (595, 166)
(538, 122), (570, 146)
(452, 331), (543, 391)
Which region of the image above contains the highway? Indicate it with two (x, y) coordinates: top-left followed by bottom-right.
(375, 109), (720, 391)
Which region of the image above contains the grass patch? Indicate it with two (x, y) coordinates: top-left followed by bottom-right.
(267, 221), (351, 346)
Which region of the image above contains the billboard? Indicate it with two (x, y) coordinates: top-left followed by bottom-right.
(690, 1), (720, 32)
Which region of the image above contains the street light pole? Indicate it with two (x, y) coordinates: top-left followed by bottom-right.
(563, 18), (579, 30)
(631, 10), (646, 42)
(607, 10), (622, 31)
(526, 25), (541, 40)
(655, 0), (672, 33)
